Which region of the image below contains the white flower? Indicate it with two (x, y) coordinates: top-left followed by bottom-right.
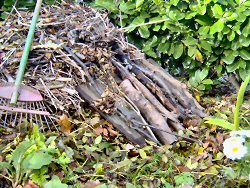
(223, 136), (248, 160)
(223, 136), (245, 147)
(230, 130), (250, 137)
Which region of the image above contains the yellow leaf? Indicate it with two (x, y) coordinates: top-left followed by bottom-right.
(57, 114), (73, 136)
(195, 50), (203, 62)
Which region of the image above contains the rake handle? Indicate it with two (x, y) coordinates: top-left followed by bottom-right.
(10, 0), (43, 104)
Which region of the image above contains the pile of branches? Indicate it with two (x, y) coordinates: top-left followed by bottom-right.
(0, 2), (206, 145)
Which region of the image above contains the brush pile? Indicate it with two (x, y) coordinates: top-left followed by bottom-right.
(0, 2), (206, 145)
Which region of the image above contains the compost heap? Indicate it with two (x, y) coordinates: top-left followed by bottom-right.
(0, 3), (206, 145)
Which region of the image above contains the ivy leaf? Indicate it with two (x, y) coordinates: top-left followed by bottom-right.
(210, 19), (224, 34)
(173, 42), (183, 59)
(43, 175), (68, 188)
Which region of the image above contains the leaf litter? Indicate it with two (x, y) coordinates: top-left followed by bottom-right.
(0, 2), (249, 188)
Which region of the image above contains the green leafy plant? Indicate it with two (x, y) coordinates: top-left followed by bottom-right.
(0, 0), (59, 19)
(204, 75), (250, 130)
(94, 0), (250, 90)
(0, 124), (72, 187)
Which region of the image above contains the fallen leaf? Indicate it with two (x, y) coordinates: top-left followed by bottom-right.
(57, 114), (73, 136)
(23, 180), (39, 188)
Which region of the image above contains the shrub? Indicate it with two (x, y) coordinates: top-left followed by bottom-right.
(95, 0), (250, 90)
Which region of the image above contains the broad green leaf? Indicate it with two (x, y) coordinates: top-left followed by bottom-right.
(213, 4), (223, 18)
(168, 43), (175, 56)
(157, 42), (170, 53)
(198, 69), (208, 81)
(127, 17), (145, 32)
(95, 135), (102, 145)
(239, 35), (250, 47)
(136, 0), (144, 9)
(95, 0), (119, 13)
(43, 175), (68, 188)
(199, 41), (212, 52)
(197, 5), (206, 15)
(138, 26), (150, 38)
(153, 25), (161, 31)
(204, 118), (234, 130)
(242, 19), (250, 37)
(210, 19), (224, 34)
(227, 31), (235, 41)
(226, 61), (241, 72)
(119, 1), (136, 14)
(239, 67), (250, 80)
(188, 46), (197, 57)
(238, 59), (246, 69)
(183, 36), (198, 46)
(145, 48), (157, 58)
(197, 84), (206, 90)
(173, 42), (183, 59)
(170, 0), (179, 6)
(222, 50), (238, 64)
(202, 79), (213, 85)
(198, 26), (210, 35)
(12, 140), (35, 172)
(186, 12), (197, 19)
(0, 162), (11, 170)
(22, 151), (53, 170)
(239, 49), (250, 60)
(224, 12), (238, 22)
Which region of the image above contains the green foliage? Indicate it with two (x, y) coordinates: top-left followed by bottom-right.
(0, 0), (58, 19)
(94, 0), (250, 89)
(1, 124), (72, 187)
(205, 76), (250, 130)
(43, 175), (68, 188)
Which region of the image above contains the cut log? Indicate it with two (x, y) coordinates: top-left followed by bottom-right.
(120, 79), (177, 145)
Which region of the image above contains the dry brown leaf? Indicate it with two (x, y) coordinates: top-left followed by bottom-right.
(57, 114), (73, 136)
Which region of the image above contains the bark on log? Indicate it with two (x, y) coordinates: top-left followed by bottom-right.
(120, 79), (177, 145)
(76, 82), (146, 146)
(112, 59), (184, 131)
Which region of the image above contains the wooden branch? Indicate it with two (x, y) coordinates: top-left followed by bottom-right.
(112, 59), (184, 131)
(135, 58), (207, 117)
(120, 79), (177, 145)
(76, 82), (146, 146)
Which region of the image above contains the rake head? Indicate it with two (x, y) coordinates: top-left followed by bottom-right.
(0, 83), (55, 130)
